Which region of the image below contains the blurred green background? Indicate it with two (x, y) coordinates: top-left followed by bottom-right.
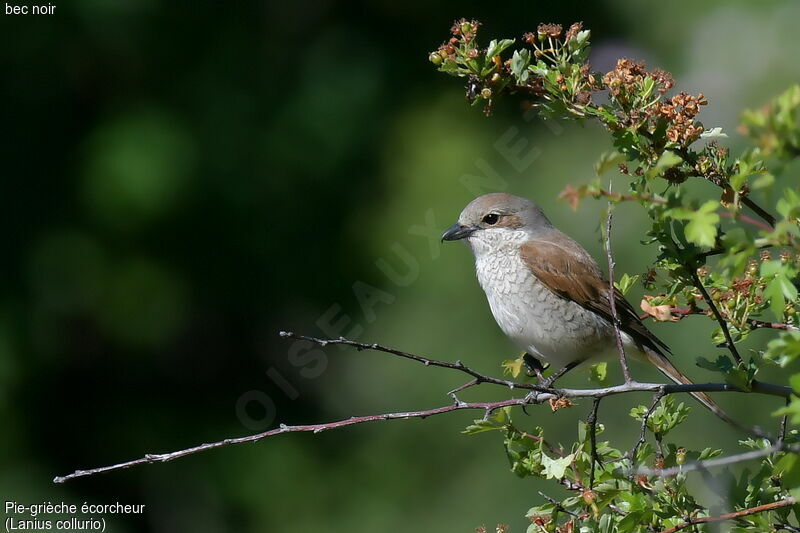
(2, 1), (800, 531)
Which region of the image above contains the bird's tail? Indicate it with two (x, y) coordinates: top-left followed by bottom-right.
(643, 348), (740, 429)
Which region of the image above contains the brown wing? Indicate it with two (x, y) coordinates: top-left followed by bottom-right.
(519, 237), (670, 356)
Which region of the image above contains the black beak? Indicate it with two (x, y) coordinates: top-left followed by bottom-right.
(441, 223), (476, 242)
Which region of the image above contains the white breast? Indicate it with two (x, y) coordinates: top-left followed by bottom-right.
(471, 236), (616, 369)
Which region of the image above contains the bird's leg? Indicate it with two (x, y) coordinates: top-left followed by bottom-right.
(522, 358), (580, 409)
(523, 352), (549, 383)
(540, 360), (581, 389)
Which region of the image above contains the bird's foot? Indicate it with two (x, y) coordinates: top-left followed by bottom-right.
(539, 360), (581, 389)
(523, 353), (549, 382)
(538, 375), (558, 389)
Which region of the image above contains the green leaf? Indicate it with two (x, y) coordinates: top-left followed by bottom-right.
(502, 355), (525, 378)
(540, 452), (575, 479)
(615, 273), (640, 295)
(698, 447), (723, 460)
(777, 189), (800, 219)
(671, 200), (720, 248)
(779, 275), (798, 301)
(594, 150), (627, 176)
(776, 453), (800, 491)
(647, 150), (682, 179)
(765, 332), (800, 366)
(696, 355), (734, 373)
(485, 38), (515, 60)
(641, 76), (655, 100)
(700, 127), (728, 139)
(463, 406), (512, 434)
(725, 368), (752, 391)
(752, 172), (775, 189)
(589, 362), (608, 384)
(776, 397), (800, 425)
(630, 396), (690, 435)
(761, 260), (796, 319)
(510, 49), (530, 82)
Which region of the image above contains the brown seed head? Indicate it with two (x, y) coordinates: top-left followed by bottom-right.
(565, 21), (583, 41)
(537, 23), (563, 39)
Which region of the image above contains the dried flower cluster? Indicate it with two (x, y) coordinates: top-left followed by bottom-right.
(603, 59), (649, 103)
(601, 59), (706, 148)
(658, 92), (708, 145)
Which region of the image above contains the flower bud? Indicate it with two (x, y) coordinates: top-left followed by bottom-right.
(480, 88), (492, 99)
(676, 448), (687, 465)
(429, 52), (442, 65)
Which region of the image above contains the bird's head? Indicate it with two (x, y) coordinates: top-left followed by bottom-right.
(441, 193), (553, 255)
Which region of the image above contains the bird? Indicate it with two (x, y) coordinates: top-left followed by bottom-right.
(441, 192), (728, 421)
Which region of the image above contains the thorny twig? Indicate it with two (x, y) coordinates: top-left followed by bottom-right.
(641, 306), (799, 332)
(605, 194), (633, 383)
(54, 332), (793, 483)
(539, 492), (581, 519)
(658, 497), (795, 533)
(627, 390), (666, 465)
(639, 443), (787, 478)
(587, 397), (602, 488)
(687, 258), (744, 365)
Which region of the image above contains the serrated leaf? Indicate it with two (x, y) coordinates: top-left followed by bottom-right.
(698, 447), (723, 460)
(700, 127), (728, 139)
(594, 150), (626, 176)
(541, 452), (575, 479)
(502, 355), (525, 378)
(765, 332), (800, 366)
(764, 278), (788, 319)
(647, 150), (682, 179)
(776, 454), (800, 491)
(589, 362), (608, 384)
(752, 172), (775, 189)
(615, 273), (639, 295)
(510, 49), (530, 82)
(463, 406), (512, 434)
(775, 397), (800, 425)
(725, 368), (752, 391)
(485, 38), (515, 60)
(672, 200), (719, 248)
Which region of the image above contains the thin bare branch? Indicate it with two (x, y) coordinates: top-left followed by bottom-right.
(587, 397), (602, 488)
(604, 195), (633, 383)
(585, 189), (773, 233)
(659, 497), (795, 533)
(627, 390), (666, 464)
(539, 492), (581, 519)
(779, 396), (790, 445)
(740, 196), (777, 229)
(638, 444), (784, 478)
(750, 319), (800, 332)
(688, 265), (744, 365)
(54, 396), (532, 484)
(53, 333), (792, 483)
(280, 331), (548, 392)
(640, 306), (800, 332)
(280, 332), (791, 400)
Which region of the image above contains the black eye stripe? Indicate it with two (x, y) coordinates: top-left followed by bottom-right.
(482, 213), (500, 225)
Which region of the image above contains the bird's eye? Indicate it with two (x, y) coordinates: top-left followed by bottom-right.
(482, 213), (500, 225)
